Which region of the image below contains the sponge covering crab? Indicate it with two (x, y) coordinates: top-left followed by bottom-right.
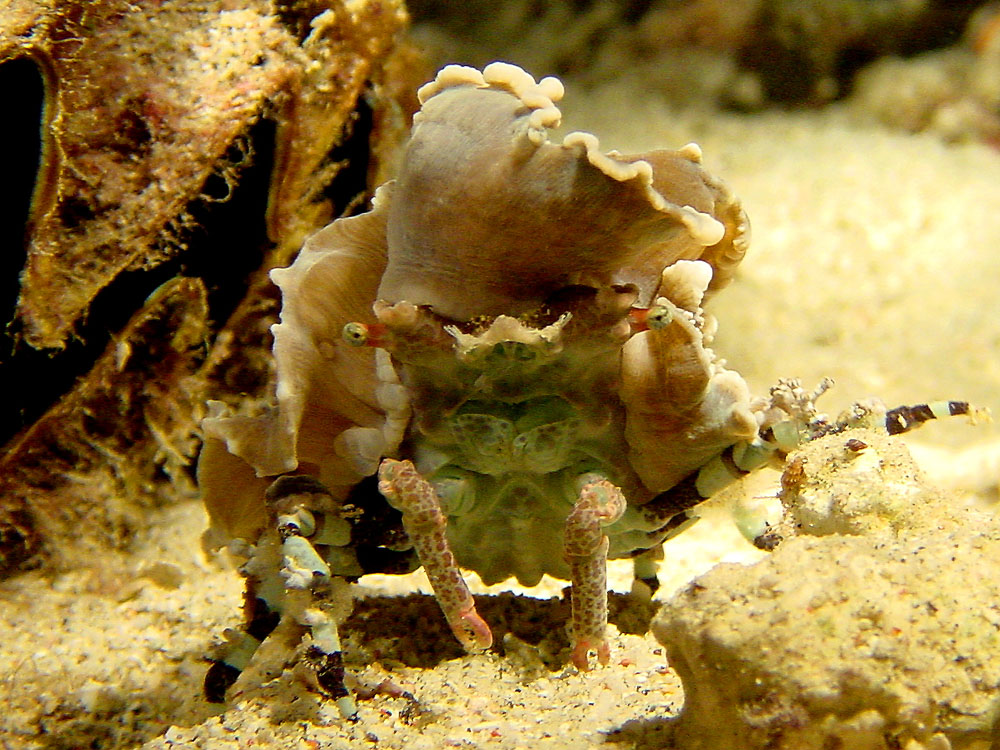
(196, 61), (830, 716)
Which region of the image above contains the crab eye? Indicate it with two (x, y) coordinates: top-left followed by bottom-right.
(646, 304), (673, 330)
(342, 322), (369, 346)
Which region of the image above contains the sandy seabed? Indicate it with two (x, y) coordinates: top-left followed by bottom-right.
(3, 82), (1000, 750)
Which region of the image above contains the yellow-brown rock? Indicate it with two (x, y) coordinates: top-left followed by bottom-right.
(0, 0), (414, 575)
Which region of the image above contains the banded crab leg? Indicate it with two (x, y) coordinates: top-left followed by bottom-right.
(564, 476), (627, 670)
(377, 458), (493, 651)
(205, 476), (360, 720)
(884, 401), (978, 434)
(637, 384), (984, 553)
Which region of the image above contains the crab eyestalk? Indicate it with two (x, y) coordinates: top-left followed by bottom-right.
(628, 303), (673, 334)
(342, 321), (387, 347)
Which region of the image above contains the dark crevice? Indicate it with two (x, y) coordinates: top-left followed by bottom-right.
(834, 45), (881, 98)
(896, 2), (983, 56)
(736, 1), (985, 105)
(736, 10), (820, 105)
(321, 92), (375, 219)
(2, 88), (374, 449)
(0, 56), (51, 448)
(0, 508), (36, 573)
(180, 117), (275, 328)
(274, 1), (330, 44)
(0, 117), (276, 449)
(619, 0), (656, 24)
(3, 265), (174, 448)
(1, 57), (44, 339)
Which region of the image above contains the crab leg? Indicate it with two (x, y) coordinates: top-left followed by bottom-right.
(564, 478), (627, 670)
(631, 545), (665, 598)
(377, 458), (493, 651)
(299, 588), (359, 721)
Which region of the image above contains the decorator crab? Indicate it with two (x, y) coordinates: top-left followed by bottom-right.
(197, 62), (974, 719)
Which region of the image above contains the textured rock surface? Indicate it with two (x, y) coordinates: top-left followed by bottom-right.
(654, 429), (1000, 749)
(0, 279), (208, 573)
(4, 0), (409, 349)
(0, 0), (413, 576)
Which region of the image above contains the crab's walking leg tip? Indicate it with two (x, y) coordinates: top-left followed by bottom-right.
(570, 637), (611, 671)
(377, 457), (489, 653)
(450, 607), (494, 651)
(564, 477), (626, 672)
(572, 642), (593, 672)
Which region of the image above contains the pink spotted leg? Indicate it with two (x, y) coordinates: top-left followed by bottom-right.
(564, 478), (627, 670)
(377, 458), (493, 651)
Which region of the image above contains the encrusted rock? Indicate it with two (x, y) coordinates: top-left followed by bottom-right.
(0, 279), (209, 573)
(0, 0), (413, 576)
(654, 429), (1000, 749)
(4, 0), (409, 349)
